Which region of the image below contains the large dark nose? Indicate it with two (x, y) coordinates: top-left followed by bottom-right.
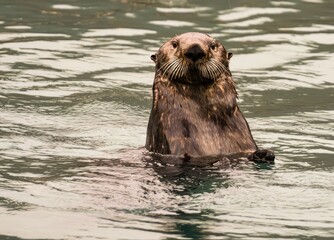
(184, 44), (205, 62)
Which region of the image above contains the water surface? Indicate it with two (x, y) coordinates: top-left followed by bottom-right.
(0, 0), (333, 239)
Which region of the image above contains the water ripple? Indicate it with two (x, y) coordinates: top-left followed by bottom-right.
(0, 0), (334, 239)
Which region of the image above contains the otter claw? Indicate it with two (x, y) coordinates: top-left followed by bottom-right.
(248, 149), (275, 163)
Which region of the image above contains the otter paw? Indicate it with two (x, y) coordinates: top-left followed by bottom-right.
(248, 149), (275, 163)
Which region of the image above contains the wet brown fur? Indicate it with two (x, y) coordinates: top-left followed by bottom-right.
(146, 32), (271, 159)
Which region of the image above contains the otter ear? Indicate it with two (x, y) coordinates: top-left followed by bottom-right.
(227, 52), (233, 60)
(151, 54), (157, 63)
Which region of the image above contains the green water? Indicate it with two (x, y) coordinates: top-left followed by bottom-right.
(0, 0), (333, 239)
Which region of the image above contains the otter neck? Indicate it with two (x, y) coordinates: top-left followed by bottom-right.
(158, 75), (238, 117)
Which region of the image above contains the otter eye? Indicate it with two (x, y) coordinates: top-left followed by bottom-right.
(210, 43), (217, 51)
(171, 41), (178, 49)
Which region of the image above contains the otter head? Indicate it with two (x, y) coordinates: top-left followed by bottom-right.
(151, 32), (233, 84)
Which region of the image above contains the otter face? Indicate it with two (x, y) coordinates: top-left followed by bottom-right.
(151, 32), (233, 84)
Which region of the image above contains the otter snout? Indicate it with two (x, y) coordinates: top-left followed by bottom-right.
(184, 44), (205, 62)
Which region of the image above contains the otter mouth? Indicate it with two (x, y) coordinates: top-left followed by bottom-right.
(159, 57), (229, 84)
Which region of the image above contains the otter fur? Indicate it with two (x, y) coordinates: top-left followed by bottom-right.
(146, 32), (274, 161)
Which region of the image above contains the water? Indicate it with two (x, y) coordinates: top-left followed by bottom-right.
(0, 0), (333, 239)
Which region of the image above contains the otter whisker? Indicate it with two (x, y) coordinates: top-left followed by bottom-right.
(211, 59), (229, 75)
(181, 60), (188, 78)
(162, 58), (190, 81)
(181, 60), (189, 78)
(173, 59), (184, 80)
(196, 59), (223, 81)
(202, 63), (212, 79)
(175, 60), (184, 79)
(200, 63), (210, 78)
(209, 60), (225, 78)
(170, 60), (181, 80)
(208, 59), (221, 74)
(167, 60), (181, 78)
(198, 63), (205, 78)
(206, 61), (217, 79)
(202, 61), (215, 80)
(161, 59), (180, 79)
(160, 62), (173, 78)
(170, 63), (177, 80)
(158, 59), (174, 73)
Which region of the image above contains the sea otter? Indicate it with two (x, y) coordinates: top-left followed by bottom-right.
(145, 32), (274, 162)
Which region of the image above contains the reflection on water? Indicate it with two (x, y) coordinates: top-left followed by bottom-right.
(0, 0), (333, 239)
